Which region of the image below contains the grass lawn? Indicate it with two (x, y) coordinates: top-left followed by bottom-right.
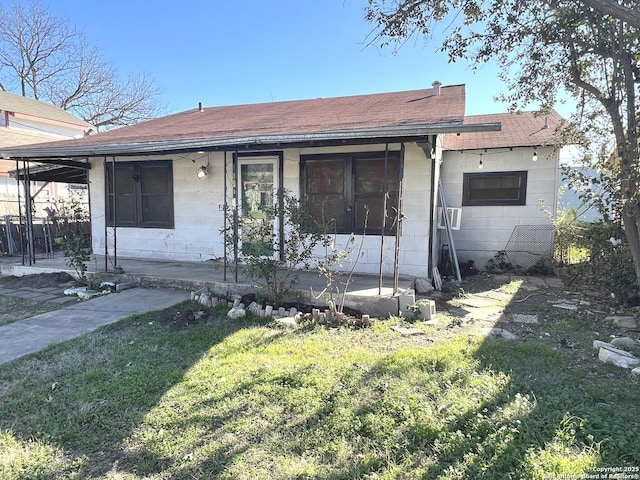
(0, 293), (638, 479)
(0, 295), (59, 326)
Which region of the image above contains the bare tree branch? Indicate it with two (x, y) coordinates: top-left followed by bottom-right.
(0, 0), (164, 130)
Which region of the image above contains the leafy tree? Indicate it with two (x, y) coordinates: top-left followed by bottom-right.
(366, 0), (640, 294)
(0, 0), (163, 130)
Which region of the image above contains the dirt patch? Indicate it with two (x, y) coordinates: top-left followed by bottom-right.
(0, 272), (78, 289)
(419, 273), (640, 367)
(157, 307), (211, 331)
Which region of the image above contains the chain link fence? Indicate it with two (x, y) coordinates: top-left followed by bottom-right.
(503, 224), (556, 271)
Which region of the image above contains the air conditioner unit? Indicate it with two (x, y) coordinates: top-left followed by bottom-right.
(437, 207), (462, 230)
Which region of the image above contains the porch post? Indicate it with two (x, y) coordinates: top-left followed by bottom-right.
(23, 160), (35, 265)
(223, 151), (228, 282)
(378, 143), (389, 295)
(232, 151), (238, 283)
(393, 143), (405, 294)
(15, 159), (24, 264)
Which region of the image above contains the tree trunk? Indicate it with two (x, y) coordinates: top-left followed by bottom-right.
(577, 0), (640, 29)
(622, 205), (640, 295)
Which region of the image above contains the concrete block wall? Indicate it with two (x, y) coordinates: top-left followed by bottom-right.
(439, 146), (559, 270)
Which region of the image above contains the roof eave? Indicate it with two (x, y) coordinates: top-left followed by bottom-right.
(2, 122), (502, 160)
(446, 141), (557, 152)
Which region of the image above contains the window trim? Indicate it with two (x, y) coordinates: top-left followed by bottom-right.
(105, 160), (174, 229)
(300, 151), (401, 234)
(462, 170), (528, 206)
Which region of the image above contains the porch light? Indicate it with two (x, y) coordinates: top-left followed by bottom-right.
(197, 165), (209, 179)
(478, 156), (484, 169)
(532, 147), (538, 162)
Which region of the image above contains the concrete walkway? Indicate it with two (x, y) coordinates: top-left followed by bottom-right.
(0, 287), (189, 366)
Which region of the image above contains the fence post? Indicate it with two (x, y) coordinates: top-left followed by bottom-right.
(4, 215), (16, 256)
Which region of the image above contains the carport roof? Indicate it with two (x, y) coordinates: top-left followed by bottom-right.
(9, 160), (89, 184)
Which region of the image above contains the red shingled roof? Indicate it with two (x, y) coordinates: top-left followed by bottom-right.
(6, 85), (466, 153)
(443, 110), (565, 151)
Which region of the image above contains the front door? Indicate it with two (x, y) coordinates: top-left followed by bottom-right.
(237, 157), (278, 257)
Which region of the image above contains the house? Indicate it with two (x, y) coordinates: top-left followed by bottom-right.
(441, 111), (564, 271)
(0, 90), (93, 216)
(0, 83), (563, 281)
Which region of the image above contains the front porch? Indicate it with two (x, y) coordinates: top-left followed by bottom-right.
(0, 253), (417, 318)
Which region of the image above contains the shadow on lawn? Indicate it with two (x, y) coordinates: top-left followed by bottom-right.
(1, 278), (638, 479)
(412, 278), (640, 478)
(0, 302), (284, 479)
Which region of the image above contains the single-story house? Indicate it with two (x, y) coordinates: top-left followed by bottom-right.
(0, 83), (563, 280)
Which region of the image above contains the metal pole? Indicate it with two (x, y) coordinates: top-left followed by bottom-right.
(15, 159), (24, 263)
(111, 156), (117, 270)
(233, 151), (238, 283)
(378, 144), (389, 295)
(438, 178), (462, 283)
(23, 160), (35, 265)
(223, 151), (228, 282)
(393, 144), (405, 295)
(103, 157), (108, 271)
(84, 158), (93, 262)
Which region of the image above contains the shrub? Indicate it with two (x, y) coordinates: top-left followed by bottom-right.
(48, 197), (91, 280)
(570, 220), (638, 303)
(222, 189), (328, 306)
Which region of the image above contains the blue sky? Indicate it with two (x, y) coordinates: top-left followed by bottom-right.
(36, 0), (573, 118)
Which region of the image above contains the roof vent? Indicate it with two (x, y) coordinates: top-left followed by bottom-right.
(198, 102), (204, 112)
(432, 81), (442, 95)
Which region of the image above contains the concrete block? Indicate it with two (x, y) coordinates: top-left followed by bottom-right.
(116, 282), (137, 292)
(605, 316), (639, 329)
(611, 336), (640, 351)
(598, 345), (640, 369)
(593, 340), (613, 351)
(397, 289), (416, 317)
(417, 300), (436, 320)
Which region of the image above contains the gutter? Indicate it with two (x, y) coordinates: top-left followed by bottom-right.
(1, 122), (502, 160)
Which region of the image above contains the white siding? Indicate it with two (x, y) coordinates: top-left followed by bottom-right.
(7, 116), (86, 139)
(439, 146), (559, 270)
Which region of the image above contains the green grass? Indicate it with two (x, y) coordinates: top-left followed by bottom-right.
(0, 301), (638, 479)
(0, 295), (59, 326)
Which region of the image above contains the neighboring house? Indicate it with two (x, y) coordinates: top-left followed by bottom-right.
(0, 90), (93, 216)
(0, 83), (564, 279)
(441, 111), (564, 271)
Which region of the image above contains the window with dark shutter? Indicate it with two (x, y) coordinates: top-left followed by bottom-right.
(301, 152), (401, 234)
(106, 160), (174, 228)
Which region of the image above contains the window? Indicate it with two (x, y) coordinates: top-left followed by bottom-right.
(301, 152), (401, 234)
(106, 160), (174, 228)
(463, 171), (527, 206)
